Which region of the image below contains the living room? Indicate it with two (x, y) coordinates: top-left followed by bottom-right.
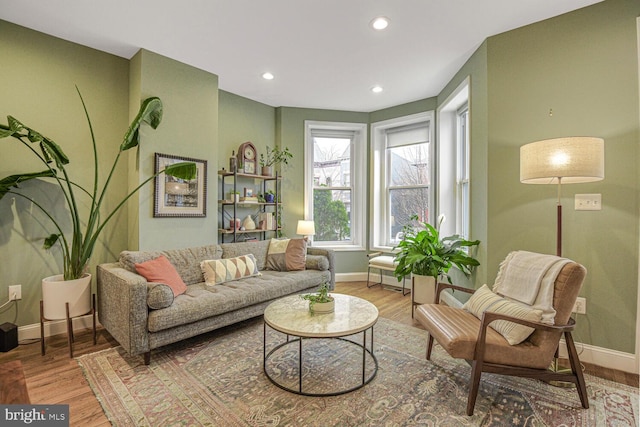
(0, 0), (638, 425)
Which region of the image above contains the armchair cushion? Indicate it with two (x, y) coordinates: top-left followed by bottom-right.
(463, 284), (543, 345)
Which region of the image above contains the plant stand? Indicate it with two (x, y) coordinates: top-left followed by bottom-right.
(40, 294), (96, 358)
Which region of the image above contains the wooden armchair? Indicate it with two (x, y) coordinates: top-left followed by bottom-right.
(415, 260), (589, 416)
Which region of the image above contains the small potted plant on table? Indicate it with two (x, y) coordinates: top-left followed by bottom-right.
(300, 282), (334, 314)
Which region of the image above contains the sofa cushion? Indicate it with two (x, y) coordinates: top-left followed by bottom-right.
(463, 284), (543, 345)
(147, 269), (331, 333)
(306, 255), (329, 271)
(220, 240), (271, 270)
(120, 245), (223, 285)
(135, 256), (188, 297)
(265, 238), (307, 271)
(147, 283), (175, 309)
(201, 254), (261, 286)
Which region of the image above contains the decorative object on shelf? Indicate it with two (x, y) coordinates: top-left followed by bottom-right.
(154, 153), (207, 217)
(520, 136), (604, 257)
(300, 282), (334, 314)
(264, 189), (276, 203)
(230, 218), (241, 230)
(243, 215), (256, 230)
(228, 191), (240, 203)
(296, 220), (316, 241)
(229, 151), (237, 173)
(244, 188), (253, 197)
(258, 212), (275, 230)
(0, 90), (196, 319)
(237, 141), (257, 175)
(259, 145), (293, 176)
(393, 214), (480, 305)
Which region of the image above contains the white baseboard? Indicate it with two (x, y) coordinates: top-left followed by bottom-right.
(338, 273), (639, 374)
(558, 339), (638, 375)
(17, 314), (99, 341)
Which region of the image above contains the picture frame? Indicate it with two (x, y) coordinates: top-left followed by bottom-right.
(154, 153), (207, 217)
(244, 188), (253, 197)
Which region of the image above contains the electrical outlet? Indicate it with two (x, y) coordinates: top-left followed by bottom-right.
(575, 194), (602, 211)
(572, 296), (586, 314)
(9, 284), (22, 301)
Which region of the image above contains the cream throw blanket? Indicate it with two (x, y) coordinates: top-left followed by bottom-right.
(493, 251), (571, 325)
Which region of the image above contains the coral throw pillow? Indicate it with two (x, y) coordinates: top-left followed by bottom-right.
(135, 255), (187, 297)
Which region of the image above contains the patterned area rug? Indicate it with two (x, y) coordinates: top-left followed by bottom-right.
(77, 317), (639, 426)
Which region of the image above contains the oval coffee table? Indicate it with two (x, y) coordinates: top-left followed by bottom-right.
(263, 293), (379, 396)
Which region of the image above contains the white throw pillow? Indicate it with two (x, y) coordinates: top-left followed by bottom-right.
(463, 284), (543, 345)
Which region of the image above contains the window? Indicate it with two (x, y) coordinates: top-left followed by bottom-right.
(456, 104), (471, 238)
(371, 112), (434, 251)
(437, 77), (470, 239)
(304, 121), (367, 250)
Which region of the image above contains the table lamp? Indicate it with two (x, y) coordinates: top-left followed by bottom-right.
(297, 220), (316, 242)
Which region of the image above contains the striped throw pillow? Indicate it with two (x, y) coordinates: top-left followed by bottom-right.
(463, 284), (543, 345)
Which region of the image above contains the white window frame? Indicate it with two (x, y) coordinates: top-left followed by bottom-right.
(370, 111), (434, 252)
(437, 77), (470, 239)
(304, 120), (367, 251)
(456, 103), (470, 239)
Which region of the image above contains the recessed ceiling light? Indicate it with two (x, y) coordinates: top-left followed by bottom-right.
(371, 85), (383, 93)
(370, 16), (390, 31)
(262, 72), (274, 80)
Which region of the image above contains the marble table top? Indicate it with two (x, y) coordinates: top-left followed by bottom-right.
(264, 293), (379, 338)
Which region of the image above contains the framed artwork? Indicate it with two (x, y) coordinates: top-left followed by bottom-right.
(154, 153), (207, 217)
(244, 188), (253, 197)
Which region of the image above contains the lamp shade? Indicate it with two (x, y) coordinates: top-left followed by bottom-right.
(520, 137), (604, 184)
(296, 220), (316, 236)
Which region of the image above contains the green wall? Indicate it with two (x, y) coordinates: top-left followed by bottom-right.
(129, 50), (219, 250)
(484, 0), (639, 352)
(0, 21), (130, 326)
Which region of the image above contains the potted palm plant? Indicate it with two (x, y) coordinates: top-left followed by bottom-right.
(393, 214), (480, 304)
(0, 89), (196, 320)
(259, 145), (293, 176)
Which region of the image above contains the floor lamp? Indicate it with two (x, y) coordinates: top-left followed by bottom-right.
(520, 136), (604, 383)
(520, 136), (605, 257)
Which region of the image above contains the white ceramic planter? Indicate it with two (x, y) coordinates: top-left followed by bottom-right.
(412, 274), (436, 305)
(310, 298), (335, 314)
(42, 273), (92, 320)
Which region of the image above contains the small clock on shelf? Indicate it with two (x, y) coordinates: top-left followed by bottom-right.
(237, 141), (257, 175)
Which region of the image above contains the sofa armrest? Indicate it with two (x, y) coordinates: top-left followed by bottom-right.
(97, 263), (150, 355)
(307, 247), (336, 289)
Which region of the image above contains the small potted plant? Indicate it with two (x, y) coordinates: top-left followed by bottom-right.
(228, 190), (240, 203)
(264, 189), (276, 203)
(393, 214), (480, 304)
(300, 282), (334, 314)
(259, 145), (293, 176)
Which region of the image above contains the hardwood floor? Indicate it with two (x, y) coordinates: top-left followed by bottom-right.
(0, 281), (636, 426)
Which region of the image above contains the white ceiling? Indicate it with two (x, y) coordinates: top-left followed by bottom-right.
(0, 0), (602, 112)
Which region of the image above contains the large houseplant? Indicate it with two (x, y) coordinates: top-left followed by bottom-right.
(393, 214), (480, 304)
(0, 89), (195, 318)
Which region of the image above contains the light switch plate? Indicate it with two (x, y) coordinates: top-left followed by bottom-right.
(575, 194), (601, 211)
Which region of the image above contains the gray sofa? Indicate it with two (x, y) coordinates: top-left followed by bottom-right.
(97, 240), (335, 364)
